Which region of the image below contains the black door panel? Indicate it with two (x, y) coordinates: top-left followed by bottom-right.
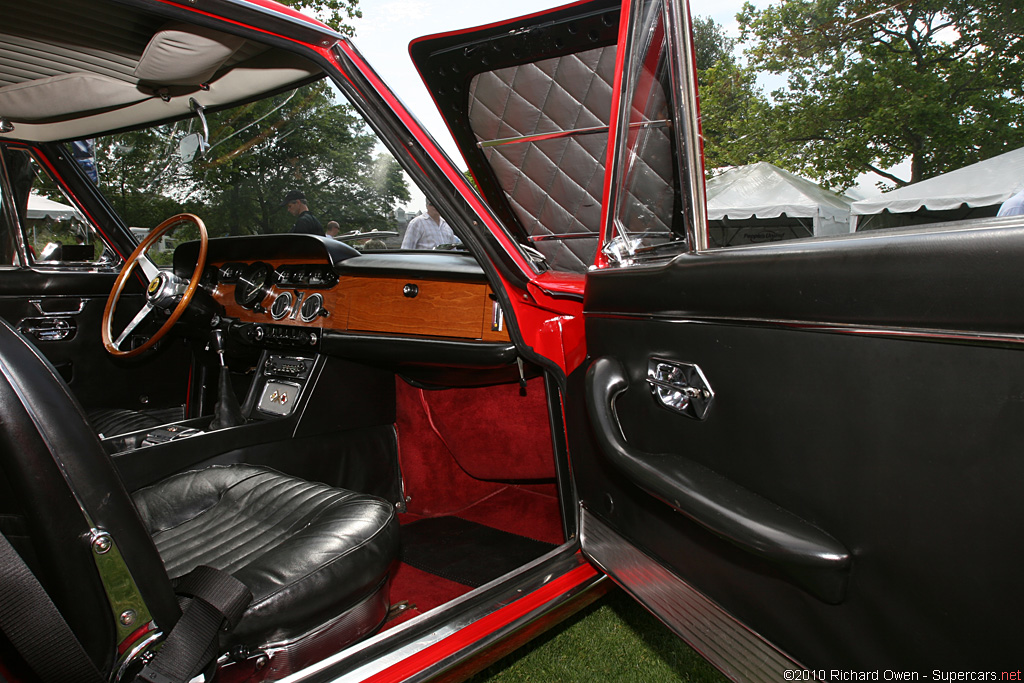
(585, 223), (1024, 336)
(572, 226), (1024, 668)
(584, 355), (852, 604)
(0, 271), (191, 413)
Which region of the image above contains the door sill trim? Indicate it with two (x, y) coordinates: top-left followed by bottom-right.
(580, 507), (804, 682)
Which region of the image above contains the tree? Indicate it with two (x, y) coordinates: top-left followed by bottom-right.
(692, 16), (774, 172)
(276, 0), (361, 36)
(96, 82), (409, 238)
(95, 124), (204, 229)
(738, 0), (1024, 190)
(192, 83), (409, 236)
(698, 60), (775, 171)
(693, 15), (736, 72)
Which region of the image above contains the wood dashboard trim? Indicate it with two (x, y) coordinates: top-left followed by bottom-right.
(214, 268), (510, 342)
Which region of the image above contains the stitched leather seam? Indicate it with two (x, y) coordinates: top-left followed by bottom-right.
(243, 502), (397, 612)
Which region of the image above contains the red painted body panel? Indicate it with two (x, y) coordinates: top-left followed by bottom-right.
(364, 561), (600, 683)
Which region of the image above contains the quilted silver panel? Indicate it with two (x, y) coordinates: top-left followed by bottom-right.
(469, 48), (616, 272)
(469, 46), (677, 272)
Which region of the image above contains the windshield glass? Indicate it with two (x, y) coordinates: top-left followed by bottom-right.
(70, 79), (450, 254)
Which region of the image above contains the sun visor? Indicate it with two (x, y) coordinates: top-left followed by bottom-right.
(134, 23), (246, 86)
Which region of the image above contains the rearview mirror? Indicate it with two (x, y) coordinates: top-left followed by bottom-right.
(178, 133), (206, 163)
(179, 98), (211, 162)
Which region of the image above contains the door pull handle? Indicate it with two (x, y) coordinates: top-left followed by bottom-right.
(585, 356), (851, 604)
(30, 298), (86, 316)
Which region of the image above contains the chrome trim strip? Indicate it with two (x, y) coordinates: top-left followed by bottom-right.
(666, 0), (707, 252)
(277, 544), (598, 683)
(478, 120), (669, 149)
(580, 508), (802, 683)
(527, 232), (599, 242)
(584, 311), (1024, 347)
(30, 298), (86, 316)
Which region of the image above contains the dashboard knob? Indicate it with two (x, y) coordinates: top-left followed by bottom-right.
(253, 325), (265, 342)
(403, 283), (419, 298)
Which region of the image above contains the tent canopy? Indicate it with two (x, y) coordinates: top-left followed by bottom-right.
(706, 162), (852, 222)
(27, 193), (81, 220)
(851, 146), (1024, 216)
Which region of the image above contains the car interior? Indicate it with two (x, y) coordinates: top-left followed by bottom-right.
(0, 0), (577, 680)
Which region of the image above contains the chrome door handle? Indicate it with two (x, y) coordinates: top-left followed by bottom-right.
(646, 358), (714, 420)
(18, 317), (78, 342)
(30, 298), (86, 316)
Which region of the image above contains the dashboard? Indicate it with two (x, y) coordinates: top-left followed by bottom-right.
(177, 235), (511, 350)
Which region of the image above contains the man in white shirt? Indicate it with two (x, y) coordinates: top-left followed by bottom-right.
(401, 200), (460, 249)
(997, 188), (1024, 217)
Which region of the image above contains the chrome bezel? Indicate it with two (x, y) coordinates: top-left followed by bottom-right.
(298, 292), (324, 322)
(270, 291), (294, 320)
(234, 261), (274, 309)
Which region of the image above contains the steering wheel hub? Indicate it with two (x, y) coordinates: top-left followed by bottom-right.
(146, 272), (186, 310)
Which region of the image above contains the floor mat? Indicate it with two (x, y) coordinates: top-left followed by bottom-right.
(400, 516), (556, 588)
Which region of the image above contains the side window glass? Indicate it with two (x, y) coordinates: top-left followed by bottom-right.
(3, 147), (113, 265)
(607, 0), (689, 263)
(696, 2), (1024, 247)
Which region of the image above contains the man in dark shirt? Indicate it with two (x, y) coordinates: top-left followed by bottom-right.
(282, 190), (324, 235)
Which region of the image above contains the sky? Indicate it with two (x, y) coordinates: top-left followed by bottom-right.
(349, 0), (749, 173)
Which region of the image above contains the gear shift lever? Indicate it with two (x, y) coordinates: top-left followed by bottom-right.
(209, 329), (244, 430)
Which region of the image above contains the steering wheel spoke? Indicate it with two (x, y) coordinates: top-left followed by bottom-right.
(102, 214), (208, 358)
(111, 301), (157, 351)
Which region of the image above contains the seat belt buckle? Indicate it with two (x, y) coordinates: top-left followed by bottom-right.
(136, 664), (177, 683)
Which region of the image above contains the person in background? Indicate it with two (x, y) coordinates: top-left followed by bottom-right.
(401, 200), (459, 249)
(325, 220), (340, 238)
(997, 188), (1024, 216)
(283, 190), (324, 235)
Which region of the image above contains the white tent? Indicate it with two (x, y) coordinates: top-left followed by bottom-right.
(851, 146), (1024, 226)
(706, 162), (853, 240)
(27, 193), (81, 220)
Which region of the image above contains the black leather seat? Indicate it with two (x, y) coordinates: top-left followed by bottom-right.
(133, 464), (399, 649)
(0, 318), (399, 677)
(88, 406), (177, 437)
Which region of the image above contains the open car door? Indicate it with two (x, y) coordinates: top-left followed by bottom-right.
(569, 0), (1024, 675)
(414, 0), (1024, 672)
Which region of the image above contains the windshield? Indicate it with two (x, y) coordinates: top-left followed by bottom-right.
(70, 79), (453, 255)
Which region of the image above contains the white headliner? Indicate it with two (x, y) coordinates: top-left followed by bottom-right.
(0, 0), (325, 142)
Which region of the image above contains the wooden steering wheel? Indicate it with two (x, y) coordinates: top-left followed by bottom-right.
(102, 213), (209, 357)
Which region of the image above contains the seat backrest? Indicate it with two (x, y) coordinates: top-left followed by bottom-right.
(0, 319), (179, 673)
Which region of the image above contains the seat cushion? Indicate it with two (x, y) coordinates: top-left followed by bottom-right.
(132, 465), (399, 647)
(88, 406), (185, 438)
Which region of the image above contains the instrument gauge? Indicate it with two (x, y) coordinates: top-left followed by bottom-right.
(234, 262), (275, 309)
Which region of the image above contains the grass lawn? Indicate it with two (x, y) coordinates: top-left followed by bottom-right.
(466, 585), (730, 682)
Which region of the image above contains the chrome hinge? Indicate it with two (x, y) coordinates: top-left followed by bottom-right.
(601, 233), (642, 267)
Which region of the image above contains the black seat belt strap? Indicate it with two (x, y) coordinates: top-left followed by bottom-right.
(136, 565), (252, 683)
(0, 531), (105, 683)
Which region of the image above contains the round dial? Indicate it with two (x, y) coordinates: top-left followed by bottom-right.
(299, 293), (324, 322)
(269, 291), (293, 320)
(234, 262), (274, 309)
